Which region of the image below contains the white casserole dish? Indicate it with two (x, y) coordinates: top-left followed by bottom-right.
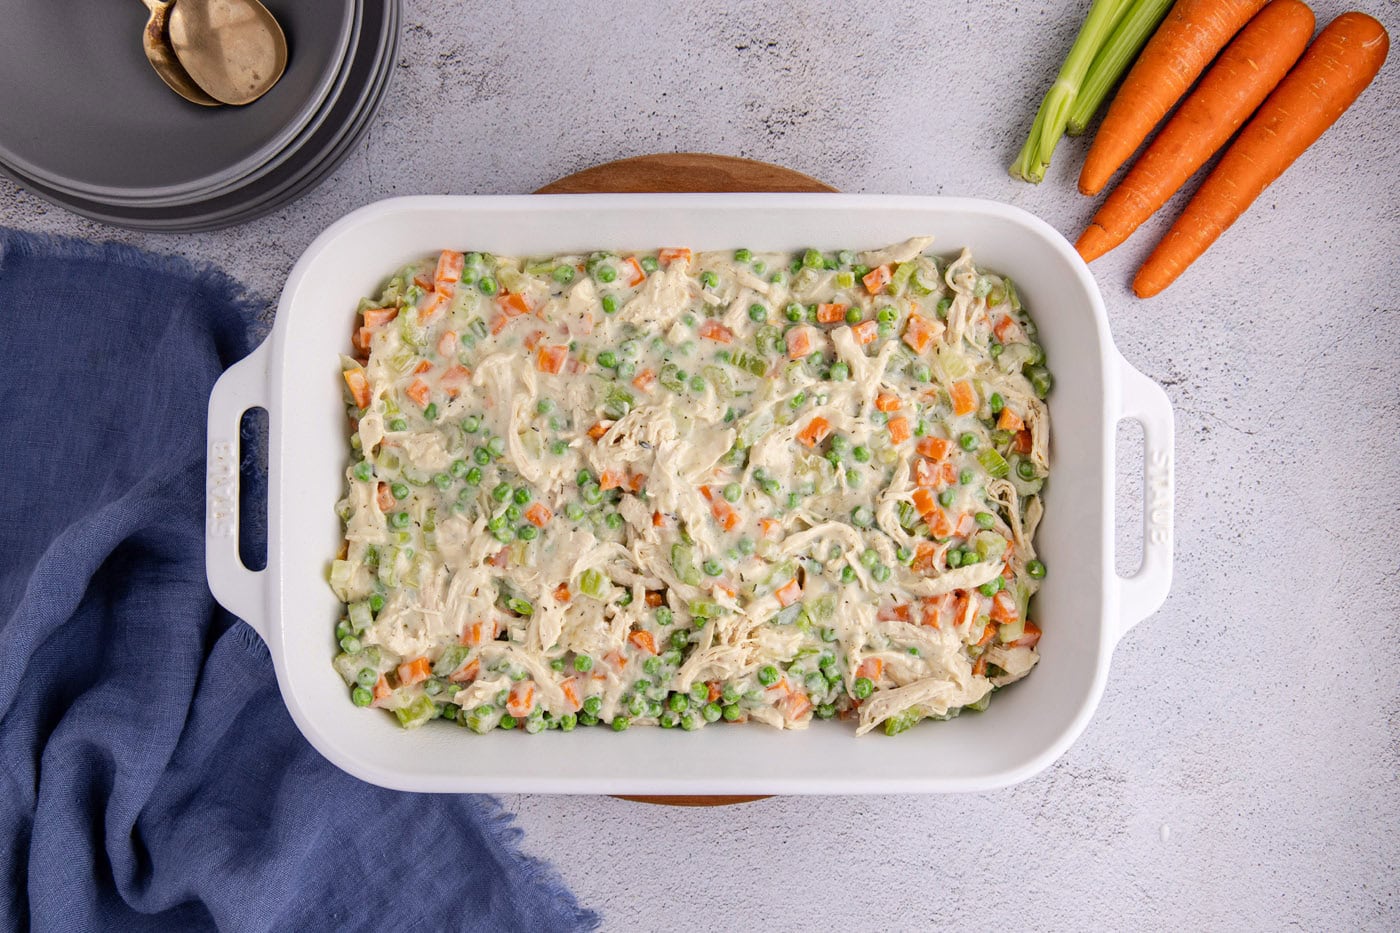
(206, 194), (1174, 794)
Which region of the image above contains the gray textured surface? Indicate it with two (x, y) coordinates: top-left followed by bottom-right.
(4, 1), (1397, 929)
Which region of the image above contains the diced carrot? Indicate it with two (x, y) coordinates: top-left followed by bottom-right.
(525, 503), (552, 528)
(418, 291), (451, 324)
(912, 543), (939, 575)
(902, 312), (944, 353)
(713, 581), (737, 600)
(887, 416), (911, 444)
(875, 392), (902, 412)
(632, 368), (657, 392)
(448, 658), (480, 684)
(785, 326), (813, 359)
(587, 422), (611, 441)
(559, 677), (582, 712)
(376, 482), (394, 512)
(941, 460), (959, 486)
(851, 320), (878, 345)
(507, 681), (536, 717)
(554, 582), (571, 602)
(698, 319), (734, 344)
(604, 650), (628, 671)
(628, 473), (646, 493)
(976, 623), (996, 648)
(916, 436), (950, 460)
(413, 360), (432, 375)
(623, 257), (646, 286)
(990, 590), (1019, 624)
(460, 620), (497, 646)
(413, 274), (433, 291)
(972, 657), (988, 677)
(405, 379), (431, 407)
(862, 264), (892, 294)
(1014, 430), (1033, 454)
(997, 408), (1025, 432)
(361, 307), (398, 328)
(775, 578), (802, 608)
(490, 314), (510, 336)
(436, 330), (459, 357)
(600, 470), (626, 491)
(628, 630), (657, 654)
(489, 548), (510, 569)
(780, 691), (813, 721)
(710, 497), (740, 532)
(372, 675), (391, 701)
(765, 675), (791, 696)
(706, 682), (722, 703)
(796, 416), (831, 448)
(911, 487), (937, 518)
(921, 593), (953, 628)
(440, 365), (471, 398)
(928, 505), (954, 537)
(652, 511), (666, 528)
(397, 657), (432, 686)
(523, 330), (544, 351)
(954, 513), (976, 537)
(1012, 620), (1042, 649)
(758, 517), (780, 537)
(645, 590), (664, 608)
(993, 315), (1025, 344)
(856, 657), (884, 682)
(534, 344), (567, 375)
(877, 604), (911, 622)
(950, 381), (976, 416)
(658, 247), (691, 266)
(434, 250), (465, 288)
(354, 326), (373, 353)
(343, 369), (371, 409)
(496, 292), (531, 317)
(817, 303), (848, 324)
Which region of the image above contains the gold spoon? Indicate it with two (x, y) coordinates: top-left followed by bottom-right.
(168, 0), (288, 106)
(141, 0), (221, 107)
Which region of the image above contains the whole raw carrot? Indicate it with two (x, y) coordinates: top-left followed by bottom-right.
(1079, 0), (1268, 196)
(1134, 12), (1390, 297)
(1077, 0), (1316, 262)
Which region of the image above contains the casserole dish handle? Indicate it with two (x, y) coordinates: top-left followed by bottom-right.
(205, 341), (271, 641)
(1114, 353), (1174, 639)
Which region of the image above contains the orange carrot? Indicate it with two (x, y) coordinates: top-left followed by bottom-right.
(397, 657), (431, 686)
(708, 494), (740, 531)
(496, 292), (531, 317)
(992, 315), (1025, 345)
(628, 630), (657, 654)
(927, 506), (954, 538)
(990, 590), (1019, 624)
(851, 320), (878, 345)
(658, 247), (691, 266)
(817, 303), (848, 324)
(775, 578), (802, 608)
(412, 360), (432, 375)
(950, 381), (976, 416)
(757, 517), (780, 537)
(623, 257), (646, 286)
(418, 291), (450, 324)
(1012, 621), (1043, 649)
(448, 658), (480, 684)
(490, 314), (510, 336)
(437, 330), (459, 357)
(372, 675), (392, 701)
(886, 416), (911, 445)
(376, 482), (394, 512)
(916, 436), (950, 460)
(912, 459), (941, 487)
(599, 470), (626, 491)
(1079, 0), (1269, 197)
(507, 681), (536, 717)
(862, 264), (892, 294)
(405, 378), (431, 408)
(342, 368), (371, 409)
(855, 657), (883, 682)
(559, 677), (582, 712)
(796, 416), (831, 448)
(997, 408), (1026, 432)
(779, 691), (813, 721)
(875, 392), (902, 412)
(525, 503), (552, 527)
(586, 421), (610, 441)
(1014, 430), (1033, 454)
(361, 306), (398, 328)
(902, 312), (943, 353)
(785, 326), (814, 359)
(877, 604), (911, 622)
(644, 590), (664, 608)
(1078, 0), (1316, 262)
(911, 487), (938, 518)
(554, 583), (572, 602)
(632, 368), (657, 392)
(1135, 12), (1390, 296)
(698, 319), (734, 343)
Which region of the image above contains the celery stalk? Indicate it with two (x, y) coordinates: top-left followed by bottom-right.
(1009, 0), (1136, 183)
(1066, 0), (1173, 136)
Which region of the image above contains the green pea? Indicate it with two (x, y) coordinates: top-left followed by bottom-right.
(845, 469), (861, 487)
(723, 704), (742, 722)
(671, 630), (689, 651)
(877, 306), (897, 324)
(975, 512), (996, 530)
(751, 261), (766, 275)
(596, 265), (617, 284)
(1028, 559), (1047, 579)
(616, 360), (636, 380)
(423, 403), (439, 421)
(548, 440), (568, 456)
(720, 483), (743, 504)
(872, 564), (891, 583)
(785, 303), (805, 322)
(938, 489), (955, 508)
(579, 712), (599, 727)
(656, 607), (674, 626)
(990, 393), (1005, 415)
(877, 322), (895, 337)
(959, 432), (978, 451)
(462, 416), (481, 434)
(789, 392), (806, 410)
(703, 559), (723, 577)
(487, 436), (506, 457)
(513, 486), (532, 505)
(559, 712), (577, 731)
(605, 512), (624, 531)
(830, 362), (850, 382)
(518, 525), (538, 541)
(803, 248), (823, 269)
(748, 303), (767, 323)
(959, 469), (975, 485)
(871, 412), (888, 427)
(478, 276), (499, 295)
(390, 511), (411, 529)
(1018, 459), (1038, 481)
(611, 716), (630, 732)
(852, 677), (874, 700)
(851, 506), (874, 528)
(388, 418), (408, 432)
(841, 566), (857, 584)
(737, 537), (755, 556)
(572, 654), (593, 673)
(498, 714), (516, 730)
(391, 482), (410, 500)
(978, 580), (1000, 597)
(757, 665), (780, 687)
(353, 461), (373, 482)
(552, 265), (575, 284)
(689, 375), (706, 393)
(860, 548), (880, 570)
(351, 685), (372, 707)
(668, 692), (688, 712)
(816, 703), (836, 719)
(369, 593), (384, 614)
(583, 696), (602, 715)
(433, 473), (451, 491)
(849, 445), (870, 464)
(703, 702), (722, 723)
(582, 483), (603, 505)
(492, 483), (511, 502)
(845, 306), (862, 324)
(734, 248), (752, 262)
(601, 295), (619, 314)
(701, 270), (718, 288)
(912, 363), (932, 383)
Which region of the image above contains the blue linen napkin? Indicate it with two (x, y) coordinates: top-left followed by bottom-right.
(0, 228), (598, 932)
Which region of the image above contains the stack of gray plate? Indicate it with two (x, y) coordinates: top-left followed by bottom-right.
(0, 0), (399, 232)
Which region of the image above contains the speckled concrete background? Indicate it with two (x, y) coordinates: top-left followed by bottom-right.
(4, 1), (1396, 928)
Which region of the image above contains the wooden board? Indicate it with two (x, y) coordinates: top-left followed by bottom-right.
(534, 153), (836, 808)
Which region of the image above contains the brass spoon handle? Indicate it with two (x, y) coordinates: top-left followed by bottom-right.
(141, 0), (222, 106)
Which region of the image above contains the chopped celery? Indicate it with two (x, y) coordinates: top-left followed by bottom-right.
(670, 544), (702, 586)
(347, 600), (373, 633)
(395, 694), (438, 729)
(1067, 0), (1173, 135)
(965, 691), (992, 713)
(978, 448), (1011, 479)
(579, 568), (610, 598)
(883, 710), (921, 736)
(888, 261), (917, 296)
(973, 531), (1008, 562)
(433, 645), (472, 676)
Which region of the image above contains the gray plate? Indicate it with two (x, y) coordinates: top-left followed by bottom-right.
(0, 0), (355, 201)
(0, 0), (398, 231)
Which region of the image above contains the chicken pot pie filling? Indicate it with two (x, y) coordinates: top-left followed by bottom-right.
(331, 239), (1052, 736)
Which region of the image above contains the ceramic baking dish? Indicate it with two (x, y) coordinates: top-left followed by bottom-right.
(206, 194), (1174, 794)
